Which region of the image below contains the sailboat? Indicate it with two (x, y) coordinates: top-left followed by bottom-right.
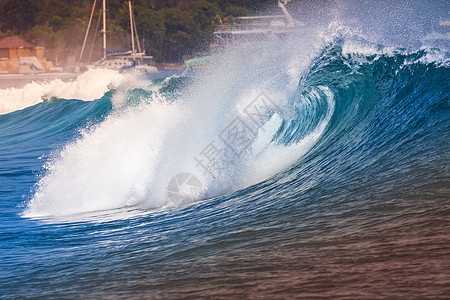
(79, 0), (157, 73)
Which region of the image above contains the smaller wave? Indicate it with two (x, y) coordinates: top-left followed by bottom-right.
(0, 69), (132, 115)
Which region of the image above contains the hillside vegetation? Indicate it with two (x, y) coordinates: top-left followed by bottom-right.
(0, 0), (275, 62)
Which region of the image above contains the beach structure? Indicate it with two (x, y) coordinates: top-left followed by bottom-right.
(0, 36), (53, 73)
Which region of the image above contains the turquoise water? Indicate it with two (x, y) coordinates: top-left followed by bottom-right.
(0, 28), (449, 298)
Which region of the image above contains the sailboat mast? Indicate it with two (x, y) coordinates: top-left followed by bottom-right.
(79, 0), (97, 63)
(102, 0), (107, 59)
(129, 1), (135, 61)
(278, 0), (295, 27)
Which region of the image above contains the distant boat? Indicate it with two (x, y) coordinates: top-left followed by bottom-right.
(80, 0), (157, 73)
(213, 0), (300, 46)
(184, 0), (299, 70)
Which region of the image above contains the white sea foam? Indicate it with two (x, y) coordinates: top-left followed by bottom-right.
(25, 100), (180, 216)
(23, 40), (331, 218)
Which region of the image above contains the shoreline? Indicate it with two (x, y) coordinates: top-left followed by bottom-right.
(0, 65), (187, 89)
(0, 72), (79, 89)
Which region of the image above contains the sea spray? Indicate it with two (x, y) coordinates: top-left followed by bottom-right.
(23, 37), (325, 216)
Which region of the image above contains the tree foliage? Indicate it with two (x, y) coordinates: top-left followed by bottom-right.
(0, 0), (274, 62)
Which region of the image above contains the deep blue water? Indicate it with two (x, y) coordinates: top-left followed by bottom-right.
(0, 35), (449, 299)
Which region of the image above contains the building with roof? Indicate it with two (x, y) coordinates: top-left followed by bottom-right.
(0, 36), (53, 73)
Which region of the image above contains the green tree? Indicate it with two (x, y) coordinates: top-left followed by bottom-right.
(0, 0), (264, 63)
(131, 7), (166, 61)
(0, 0), (44, 33)
(161, 7), (199, 62)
